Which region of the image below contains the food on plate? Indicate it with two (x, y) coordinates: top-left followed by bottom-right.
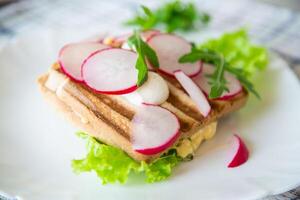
(227, 134), (249, 168)
(37, 29), (267, 184)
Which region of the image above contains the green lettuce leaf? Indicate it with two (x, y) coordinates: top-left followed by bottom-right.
(72, 132), (181, 184)
(199, 29), (269, 78)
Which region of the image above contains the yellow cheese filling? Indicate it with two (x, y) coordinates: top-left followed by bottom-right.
(176, 122), (217, 158)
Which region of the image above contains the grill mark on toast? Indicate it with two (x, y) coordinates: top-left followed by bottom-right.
(94, 93), (135, 119)
(61, 82), (131, 140)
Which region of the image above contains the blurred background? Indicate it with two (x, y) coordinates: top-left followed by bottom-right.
(0, 0), (299, 78)
(0, 0), (299, 199)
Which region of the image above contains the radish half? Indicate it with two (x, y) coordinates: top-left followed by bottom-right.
(174, 70), (211, 117)
(193, 63), (242, 100)
(82, 48), (138, 95)
(131, 104), (180, 155)
(146, 33), (202, 77)
(59, 42), (109, 82)
(227, 134), (249, 168)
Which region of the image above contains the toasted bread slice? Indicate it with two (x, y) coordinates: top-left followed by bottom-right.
(37, 63), (248, 162)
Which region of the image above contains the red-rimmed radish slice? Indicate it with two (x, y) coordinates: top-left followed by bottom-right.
(59, 42), (109, 82)
(121, 30), (161, 51)
(146, 33), (202, 77)
(82, 48), (138, 95)
(227, 134), (249, 168)
(132, 104), (180, 155)
(193, 63), (242, 100)
(102, 34), (131, 47)
(141, 29), (160, 41)
(174, 70), (211, 117)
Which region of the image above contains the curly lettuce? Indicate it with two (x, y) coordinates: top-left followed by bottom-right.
(199, 29), (269, 78)
(72, 132), (181, 184)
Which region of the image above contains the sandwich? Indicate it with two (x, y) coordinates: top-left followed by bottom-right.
(37, 30), (250, 183)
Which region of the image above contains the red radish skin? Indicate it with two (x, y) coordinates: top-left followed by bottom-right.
(174, 70), (211, 117)
(193, 63), (242, 100)
(59, 42), (109, 82)
(215, 90), (243, 101)
(135, 131), (180, 155)
(86, 83), (138, 95)
(131, 104), (180, 155)
(141, 29), (160, 41)
(81, 48), (139, 95)
(200, 88), (242, 101)
(228, 134), (249, 168)
(146, 33), (202, 77)
(157, 62), (203, 78)
(60, 64), (83, 84)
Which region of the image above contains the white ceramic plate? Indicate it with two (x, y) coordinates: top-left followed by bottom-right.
(0, 30), (300, 200)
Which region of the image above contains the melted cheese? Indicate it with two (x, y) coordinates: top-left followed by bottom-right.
(176, 122), (217, 158)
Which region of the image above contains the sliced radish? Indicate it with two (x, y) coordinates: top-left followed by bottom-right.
(146, 33), (202, 77)
(174, 70), (211, 117)
(131, 104), (180, 155)
(82, 48), (138, 95)
(141, 29), (160, 41)
(228, 134), (249, 168)
(193, 63), (242, 100)
(59, 42), (109, 82)
(121, 30), (160, 51)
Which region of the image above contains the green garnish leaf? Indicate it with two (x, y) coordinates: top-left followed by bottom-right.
(127, 30), (159, 86)
(141, 5), (153, 17)
(179, 29), (269, 98)
(72, 133), (181, 184)
(206, 53), (229, 98)
(225, 66), (260, 98)
(125, 1), (210, 33)
(125, 5), (157, 31)
(180, 48), (230, 98)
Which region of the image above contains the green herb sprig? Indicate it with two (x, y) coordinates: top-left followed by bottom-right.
(179, 48), (260, 99)
(125, 1), (210, 33)
(127, 30), (159, 86)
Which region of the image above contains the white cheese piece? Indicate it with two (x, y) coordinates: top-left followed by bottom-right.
(123, 72), (169, 105)
(45, 71), (64, 92)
